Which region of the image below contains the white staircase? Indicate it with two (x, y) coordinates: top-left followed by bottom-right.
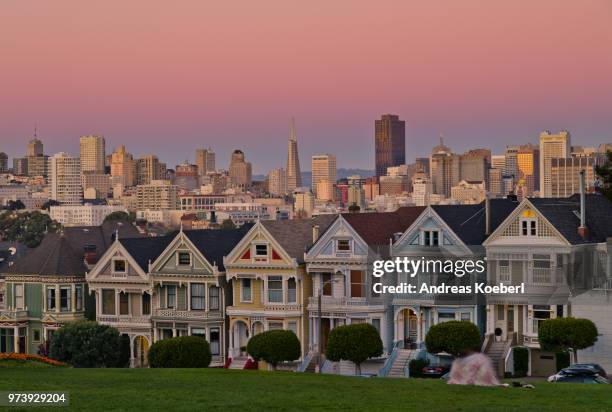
(229, 356), (248, 369)
(486, 341), (506, 376)
(388, 349), (417, 377)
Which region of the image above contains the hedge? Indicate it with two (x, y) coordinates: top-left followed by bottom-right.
(148, 336), (212, 368)
(326, 323), (383, 374)
(425, 321), (481, 356)
(247, 330), (301, 368)
(512, 347), (529, 377)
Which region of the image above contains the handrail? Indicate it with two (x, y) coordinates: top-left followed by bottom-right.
(296, 351), (314, 373)
(481, 333), (493, 353)
(378, 340), (402, 377)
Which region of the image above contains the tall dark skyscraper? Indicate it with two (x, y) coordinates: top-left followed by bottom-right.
(375, 114), (405, 177)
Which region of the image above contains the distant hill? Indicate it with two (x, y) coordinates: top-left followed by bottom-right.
(253, 168), (375, 187)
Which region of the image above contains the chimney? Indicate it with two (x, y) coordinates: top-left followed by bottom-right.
(485, 194), (491, 236)
(578, 169), (589, 239)
(312, 224), (320, 244)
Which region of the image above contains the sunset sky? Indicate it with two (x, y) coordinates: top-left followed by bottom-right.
(1, 1), (611, 173)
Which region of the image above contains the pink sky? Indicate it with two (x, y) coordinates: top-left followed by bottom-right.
(1, 0), (611, 172)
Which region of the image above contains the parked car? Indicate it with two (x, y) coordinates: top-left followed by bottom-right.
(548, 364), (608, 382)
(422, 365), (450, 378)
(553, 374), (609, 384)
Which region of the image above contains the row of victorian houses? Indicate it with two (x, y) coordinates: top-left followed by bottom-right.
(0, 193), (611, 376)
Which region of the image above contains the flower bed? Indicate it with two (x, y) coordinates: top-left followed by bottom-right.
(0, 353), (68, 367)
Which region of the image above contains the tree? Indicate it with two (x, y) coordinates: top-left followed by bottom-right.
(247, 330), (301, 370)
(41, 199), (60, 211)
(6, 200), (25, 210)
(220, 219), (236, 230)
(425, 321), (481, 357)
(104, 211), (134, 222)
(0, 210), (60, 248)
(148, 336), (212, 368)
(49, 321), (124, 367)
(595, 150), (612, 202)
(538, 317), (598, 364)
(347, 203), (361, 213)
(325, 323), (383, 375)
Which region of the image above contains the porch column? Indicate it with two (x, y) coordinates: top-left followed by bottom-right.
(14, 326), (19, 353)
(487, 305), (494, 334)
(153, 327), (158, 342)
(129, 336), (135, 368)
(513, 305), (519, 336)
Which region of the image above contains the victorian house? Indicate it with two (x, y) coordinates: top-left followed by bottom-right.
(223, 216), (335, 367)
(482, 193), (612, 376)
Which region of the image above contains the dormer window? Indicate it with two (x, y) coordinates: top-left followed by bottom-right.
(337, 239), (350, 252)
(255, 244), (268, 257)
(178, 252), (191, 266)
(423, 230), (439, 246)
(520, 219), (537, 236)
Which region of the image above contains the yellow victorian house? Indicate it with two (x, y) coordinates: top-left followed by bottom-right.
(223, 216), (335, 368)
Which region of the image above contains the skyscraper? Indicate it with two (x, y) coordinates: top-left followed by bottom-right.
(429, 139), (459, 197)
(517, 143), (540, 195)
(110, 145), (136, 187)
(229, 149), (252, 187)
(80, 135), (106, 174)
(137, 155), (166, 185)
(539, 130), (571, 197)
(311, 154), (337, 200)
(286, 119), (302, 191)
(196, 148), (216, 176)
(27, 138), (43, 157)
(267, 168), (287, 196)
(0, 152), (7, 172)
(375, 114), (405, 177)
(49, 152), (82, 205)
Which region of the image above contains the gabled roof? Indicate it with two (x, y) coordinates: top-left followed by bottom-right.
(342, 207), (426, 246)
(2, 233), (87, 277)
(64, 219), (143, 257)
(119, 236), (174, 273)
(183, 224), (254, 270)
(529, 194), (612, 245)
(432, 199), (518, 245)
(260, 215), (336, 262)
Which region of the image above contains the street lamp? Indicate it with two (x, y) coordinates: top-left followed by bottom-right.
(317, 271), (342, 372)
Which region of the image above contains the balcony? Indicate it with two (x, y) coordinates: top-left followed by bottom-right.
(594, 278), (612, 291)
(307, 296), (368, 307)
(532, 267), (552, 285)
(263, 303), (303, 312)
(0, 309), (29, 321)
(97, 315), (151, 327)
(153, 308), (223, 320)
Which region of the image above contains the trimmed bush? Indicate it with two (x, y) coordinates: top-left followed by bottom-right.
(247, 330), (301, 369)
(49, 321), (123, 367)
(538, 317), (598, 363)
(148, 336), (212, 368)
(556, 351), (570, 372)
(117, 334), (131, 368)
(408, 358), (429, 378)
(512, 347), (529, 377)
(325, 323), (383, 375)
(425, 321), (481, 356)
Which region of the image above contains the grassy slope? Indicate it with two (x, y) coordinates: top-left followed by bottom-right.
(0, 368), (610, 411)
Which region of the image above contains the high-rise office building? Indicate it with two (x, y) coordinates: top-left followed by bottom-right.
(27, 155), (48, 178)
(488, 167), (503, 197)
(491, 155), (505, 171)
(12, 158), (28, 175)
(504, 145), (520, 179)
(136, 180), (179, 210)
(311, 154), (337, 199)
(110, 145), (136, 187)
(174, 162), (199, 191)
(517, 143), (540, 195)
(375, 114), (405, 177)
(79, 135), (106, 174)
(286, 119), (302, 192)
(229, 150), (252, 187)
(196, 148), (216, 176)
(459, 149), (490, 186)
(27, 138), (43, 157)
(49, 152), (82, 205)
(430, 139), (459, 197)
(267, 168), (287, 196)
(539, 130), (571, 197)
(137, 155), (166, 186)
(550, 156), (600, 197)
(0, 152), (7, 172)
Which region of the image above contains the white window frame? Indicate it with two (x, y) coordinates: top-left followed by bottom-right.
(14, 283), (24, 309)
(336, 239), (351, 253)
(240, 278), (252, 303)
(166, 285), (177, 309)
(422, 230), (440, 246)
(520, 218), (537, 237)
(254, 243), (268, 257)
(176, 251), (192, 267)
(111, 257), (128, 277)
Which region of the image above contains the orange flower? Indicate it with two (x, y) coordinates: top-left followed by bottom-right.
(0, 353), (67, 367)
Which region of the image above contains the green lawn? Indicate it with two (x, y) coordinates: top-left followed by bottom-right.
(0, 367), (610, 411)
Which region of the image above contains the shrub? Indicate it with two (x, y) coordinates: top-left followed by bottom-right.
(512, 347), (529, 377)
(117, 334), (131, 368)
(425, 321), (481, 357)
(325, 323), (383, 375)
(0, 353), (67, 367)
(539, 317), (598, 363)
(247, 330), (301, 369)
(148, 336), (211, 368)
(556, 351), (571, 372)
(408, 358), (429, 378)
(49, 321), (123, 367)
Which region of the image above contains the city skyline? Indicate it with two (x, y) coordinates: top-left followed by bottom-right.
(2, 1), (612, 172)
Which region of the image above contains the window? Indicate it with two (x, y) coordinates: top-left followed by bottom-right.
(210, 328), (220, 355)
(60, 287), (71, 311)
(241, 279), (252, 302)
(268, 276), (283, 303)
(423, 230), (439, 246)
(14, 284), (24, 309)
(102, 289), (116, 315)
(191, 283), (205, 310)
(167, 285), (176, 309)
(460, 312), (471, 322)
(438, 312), (455, 323)
(350, 270), (365, 298)
(533, 254), (551, 284)
(521, 219), (537, 236)
(497, 305), (504, 321)
(75, 285), (83, 311)
(46, 287), (56, 310)
(255, 244), (268, 256)
(178, 252), (191, 266)
(209, 286), (220, 310)
(321, 273), (332, 296)
(191, 328), (206, 338)
(33, 329), (41, 342)
(119, 292), (129, 315)
(371, 318), (381, 333)
(113, 259), (126, 273)
(142, 293), (151, 315)
(499, 260), (510, 282)
(337, 239), (350, 252)
(268, 322), (283, 330)
(533, 305), (551, 334)
(287, 278), (296, 303)
(287, 321), (298, 335)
